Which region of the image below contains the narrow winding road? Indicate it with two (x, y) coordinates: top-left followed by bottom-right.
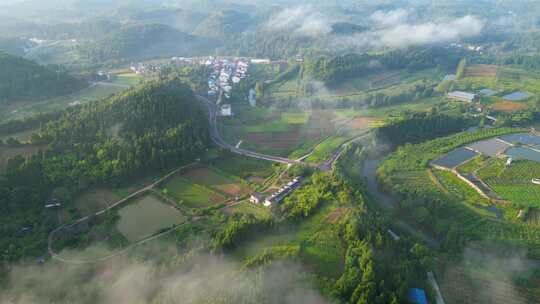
(196, 95), (302, 165)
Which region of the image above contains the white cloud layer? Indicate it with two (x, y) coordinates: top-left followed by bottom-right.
(265, 6), (332, 38)
(371, 9), (410, 26)
(333, 10), (485, 50)
(376, 15), (485, 48)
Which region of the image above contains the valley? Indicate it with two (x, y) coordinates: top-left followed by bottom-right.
(2, 1), (540, 304)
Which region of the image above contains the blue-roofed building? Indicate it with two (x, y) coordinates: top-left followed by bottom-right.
(408, 288), (428, 304)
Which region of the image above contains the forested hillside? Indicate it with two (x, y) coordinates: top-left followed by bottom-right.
(0, 77), (209, 262)
(0, 37), (32, 56)
(79, 24), (217, 65)
(375, 112), (476, 145)
(0, 52), (87, 103)
(0, 19), (121, 41)
(194, 10), (253, 38)
(302, 47), (465, 85)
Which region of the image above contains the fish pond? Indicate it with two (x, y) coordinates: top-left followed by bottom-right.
(432, 147), (478, 169)
(505, 147), (540, 163)
(468, 138), (511, 157)
(116, 194), (186, 242)
(502, 91), (531, 101)
(499, 133), (540, 145)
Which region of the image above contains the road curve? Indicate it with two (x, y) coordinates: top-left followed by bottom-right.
(196, 95), (302, 165)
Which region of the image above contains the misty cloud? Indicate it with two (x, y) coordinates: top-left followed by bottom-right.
(438, 245), (538, 304)
(0, 245), (329, 304)
(376, 15), (485, 48)
(265, 6), (332, 38)
(333, 13), (484, 50)
(371, 9), (410, 27)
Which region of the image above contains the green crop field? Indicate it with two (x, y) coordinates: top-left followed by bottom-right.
(244, 120), (292, 133)
(244, 112), (311, 133)
(74, 188), (122, 216)
(112, 73), (142, 86)
(478, 160), (540, 208)
(210, 151), (276, 180)
(162, 176), (227, 208)
(281, 112), (310, 124)
(433, 169), (500, 219)
(456, 156), (487, 175)
(223, 202), (271, 219)
(306, 136), (348, 163)
(182, 166), (251, 197)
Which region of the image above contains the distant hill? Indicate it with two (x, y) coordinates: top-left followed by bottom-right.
(79, 23), (217, 65)
(128, 8), (207, 33)
(0, 37), (33, 56)
(194, 10), (253, 38)
(0, 19), (121, 40)
(331, 22), (367, 35)
(0, 52), (87, 104)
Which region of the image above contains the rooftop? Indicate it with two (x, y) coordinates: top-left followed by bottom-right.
(448, 91), (477, 100)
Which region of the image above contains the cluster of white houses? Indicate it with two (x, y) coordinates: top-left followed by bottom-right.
(250, 177), (302, 207)
(207, 58), (250, 99)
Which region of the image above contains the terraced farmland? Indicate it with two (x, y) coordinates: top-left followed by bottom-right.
(478, 160), (540, 208)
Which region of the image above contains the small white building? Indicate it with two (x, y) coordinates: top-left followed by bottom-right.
(250, 193), (264, 204)
(447, 91), (479, 103)
(220, 104), (232, 117)
(263, 177), (302, 207)
(249, 88), (256, 107)
(250, 59), (271, 65)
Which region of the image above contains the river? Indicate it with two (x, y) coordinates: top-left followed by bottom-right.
(360, 154), (441, 248)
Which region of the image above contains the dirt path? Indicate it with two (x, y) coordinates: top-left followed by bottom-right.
(427, 169), (449, 195)
(48, 163), (197, 264)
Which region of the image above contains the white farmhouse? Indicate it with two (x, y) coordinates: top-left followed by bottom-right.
(220, 104), (232, 117)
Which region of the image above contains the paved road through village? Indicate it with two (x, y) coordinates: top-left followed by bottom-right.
(196, 95), (302, 165)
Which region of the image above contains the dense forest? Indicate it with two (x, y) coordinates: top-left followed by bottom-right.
(375, 112), (476, 146)
(0, 52), (87, 103)
(301, 47), (467, 85)
(0, 77), (209, 263)
(0, 37), (32, 56)
(78, 24), (217, 66)
(194, 9), (253, 38)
